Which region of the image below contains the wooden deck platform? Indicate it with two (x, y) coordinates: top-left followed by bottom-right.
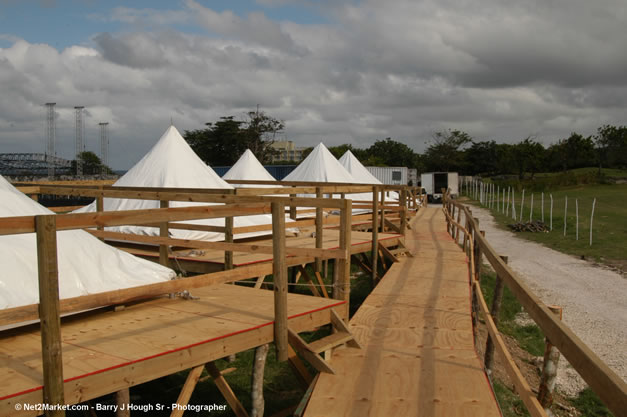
(0, 284), (345, 416)
(303, 207), (501, 417)
(116, 229), (403, 273)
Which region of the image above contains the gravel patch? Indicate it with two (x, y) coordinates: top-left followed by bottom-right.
(466, 205), (627, 397)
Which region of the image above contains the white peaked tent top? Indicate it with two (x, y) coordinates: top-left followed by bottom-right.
(339, 150), (382, 185)
(223, 149), (277, 187)
(75, 125), (283, 241)
(0, 174), (174, 310)
(283, 143), (357, 183)
(115, 125), (232, 189)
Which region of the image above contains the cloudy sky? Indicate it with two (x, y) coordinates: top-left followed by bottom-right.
(1, 0), (626, 169)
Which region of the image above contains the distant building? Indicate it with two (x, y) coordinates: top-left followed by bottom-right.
(270, 141), (307, 163)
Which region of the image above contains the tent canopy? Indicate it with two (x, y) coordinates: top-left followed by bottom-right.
(223, 149), (277, 188)
(0, 174), (174, 309)
(283, 143), (357, 183)
(339, 150), (382, 185)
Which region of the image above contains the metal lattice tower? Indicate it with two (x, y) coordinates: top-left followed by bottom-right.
(74, 106), (85, 176)
(45, 103), (56, 177)
(99, 122), (109, 175)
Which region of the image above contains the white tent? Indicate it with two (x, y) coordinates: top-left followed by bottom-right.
(283, 143), (357, 184)
(223, 149), (277, 188)
(339, 150), (399, 201)
(338, 150), (382, 184)
(0, 175), (175, 310)
(75, 126), (280, 241)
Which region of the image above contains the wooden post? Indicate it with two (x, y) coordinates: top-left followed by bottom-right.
(115, 389), (130, 417)
(272, 202), (288, 362)
(336, 199), (352, 321)
(315, 187), (323, 273)
(289, 193), (297, 220)
(537, 306), (563, 412)
(224, 216), (234, 270)
(171, 366), (204, 417)
(371, 186), (379, 285)
(206, 362), (250, 417)
(400, 189), (407, 236)
(35, 215), (65, 417)
(473, 219), (482, 281)
(379, 189), (385, 232)
(159, 200), (169, 267)
(251, 344), (269, 417)
(484, 255), (509, 376)
(96, 185), (104, 239)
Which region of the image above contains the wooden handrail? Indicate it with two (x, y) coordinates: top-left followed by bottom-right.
(442, 193), (627, 416)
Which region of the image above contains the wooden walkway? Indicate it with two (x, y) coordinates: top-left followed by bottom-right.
(304, 207), (501, 417)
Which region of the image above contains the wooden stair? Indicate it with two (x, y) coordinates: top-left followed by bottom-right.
(288, 310), (362, 375)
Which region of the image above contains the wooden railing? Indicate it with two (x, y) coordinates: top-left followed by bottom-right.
(442, 192), (627, 417)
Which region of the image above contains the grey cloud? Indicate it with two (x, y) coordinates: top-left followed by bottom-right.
(94, 32), (168, 68)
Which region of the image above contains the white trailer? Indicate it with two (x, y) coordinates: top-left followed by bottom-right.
(420, 172), (459, 202)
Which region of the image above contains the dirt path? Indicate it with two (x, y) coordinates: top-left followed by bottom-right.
(465, 205), (627, 395)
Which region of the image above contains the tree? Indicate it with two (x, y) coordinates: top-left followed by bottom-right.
(595, 125), (627, 170)
(509, 137), (546, 179)
(184, 110), (284, 166)
(546, 133), (596, 172)
(72, 151), (112, 175)
(423, 129), (472, 172)
(365, 138), (419, 168)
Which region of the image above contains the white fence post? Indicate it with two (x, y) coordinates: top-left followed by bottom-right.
(590, 198), (596, 246)
(519, 189), (525, 223)
(550, 194), (553, 231)
(530, 193), (534, 222)
(564, 196), (568, 237)
(576, 199), (579, 241)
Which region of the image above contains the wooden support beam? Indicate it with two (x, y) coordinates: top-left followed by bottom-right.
(224, 216), (234, 270)
(379, 189), (385, 232)
(371, 186), (379, 285)
(254, 275), (266, 289)
(287, 345), (313, 389)
(293, 374), (319, 417)
(289, 193), (297, 220)
(351, 254), (373, 275)
(296, 265), (321, 297)
(171, 365), (204, 417)
(315, 187), (323, 273)
(35, 215), (65, 417)
(96, 185), (104, 239)
(313, 271), (329, 298)
(159, 200), (169, 267)
(272, 202), (288, 362)
(330, 309), (362, 349)
(400, 189), (408, 236)
(378, 242), (399, 263)
(287, 329), (335, 374)
(251, 344), (269, 417)
(336, 199), (352, 321)
(205, 362), (250, 417)
(115, 389), (130, 417)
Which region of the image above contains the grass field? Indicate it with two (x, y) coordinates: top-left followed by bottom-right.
(468, 183), (627, 268)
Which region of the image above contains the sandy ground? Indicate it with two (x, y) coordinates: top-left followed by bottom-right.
(463, 205), (627, 396)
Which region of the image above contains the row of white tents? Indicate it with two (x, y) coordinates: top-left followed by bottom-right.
(0, 125), (395, 310)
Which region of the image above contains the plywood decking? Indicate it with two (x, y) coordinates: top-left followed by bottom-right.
(0, 284), (345, 417)
(304, 207), (501, 417)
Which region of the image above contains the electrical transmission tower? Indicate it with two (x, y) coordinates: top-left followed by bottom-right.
(99, 122), (109, 175)
(45, 102), (56, 177)
(74, 106), (85, 175)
